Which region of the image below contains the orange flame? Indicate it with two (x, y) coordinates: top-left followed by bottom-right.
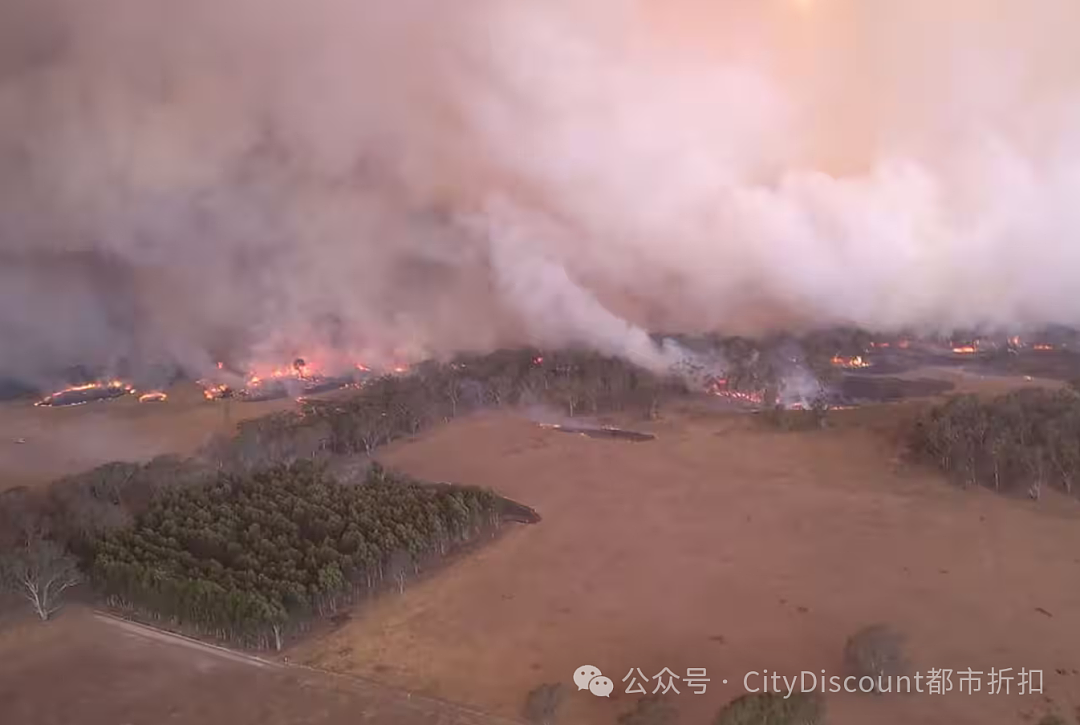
(200, 382), (231, 400)
(36, 380), (135, 406)
(138, 391), (168, 403)
(952, 346), (977, 355)
(1033, 344), (1054, 351)
(831, 355), (871, 369)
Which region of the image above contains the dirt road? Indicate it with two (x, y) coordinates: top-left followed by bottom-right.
(0, 606), (521, 725)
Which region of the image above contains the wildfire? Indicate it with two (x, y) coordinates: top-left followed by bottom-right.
(250, 359), (310, 384)
(36, 380), (135, 407)
(707, 378), (765, 405)
(831, 354), (871, 369)
(138, 391), (168, 403)
(1009, 336), (1021, 347)
(533, 356), (544, 365)
(951, 345), (977, 355)
(1033, 344), (1055, 351)
(713, 389), (766, 405)
(200, 382), (232, 400)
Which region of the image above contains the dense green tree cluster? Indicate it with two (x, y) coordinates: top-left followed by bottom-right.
(909, 388), (1080, 497)
(91, 461), (500, 648)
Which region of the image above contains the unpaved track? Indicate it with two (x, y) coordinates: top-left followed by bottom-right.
(92, 611), (280, 669)
(0, 607), (522, 725)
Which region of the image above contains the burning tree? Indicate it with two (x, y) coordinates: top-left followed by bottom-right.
(1, 538), (83, 621)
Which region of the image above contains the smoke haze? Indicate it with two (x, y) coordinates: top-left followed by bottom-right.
(3, 0), (1080, 385)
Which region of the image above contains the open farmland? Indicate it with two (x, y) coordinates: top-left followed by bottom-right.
(295, 406), (1080, 725)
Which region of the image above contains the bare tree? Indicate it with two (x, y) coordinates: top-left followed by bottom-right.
(444, 376), (462, 418)
(550, 376), (585, 418)
(484, 374), (515, 408)
(2, 539), (82, 621)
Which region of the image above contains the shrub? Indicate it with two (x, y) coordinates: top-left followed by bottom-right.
(523, 683), (566, 725)
(1036, 714), (1066, 725)
(618, 695), (678, 725)
(713, 692), (824, 725)
(842, 624), (907, 690)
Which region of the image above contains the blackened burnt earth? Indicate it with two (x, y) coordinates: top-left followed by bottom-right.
(976, 349), (1080, 380)
(840, 375), (954, 403)
(38, 385), (130, 407)
(550, 426), (656, 442)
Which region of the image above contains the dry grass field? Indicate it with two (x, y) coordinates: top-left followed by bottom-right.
(0, 382), (295, 491)
(294, 405), (1080, 725)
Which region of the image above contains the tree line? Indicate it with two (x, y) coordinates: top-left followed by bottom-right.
(202, 337), (860, 473)
(201, 347), (693, 473)
(909, 387), (1080, 498)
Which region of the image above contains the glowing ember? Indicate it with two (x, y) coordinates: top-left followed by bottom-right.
(831, 354), (871, 369)
(951, 345), (977, 355)
(138, 391), (168, 403)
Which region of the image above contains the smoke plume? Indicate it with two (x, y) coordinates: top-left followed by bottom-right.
(3, 0), (1080, 385)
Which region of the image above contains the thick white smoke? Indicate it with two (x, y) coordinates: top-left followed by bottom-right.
(2, 0), (1079, 385)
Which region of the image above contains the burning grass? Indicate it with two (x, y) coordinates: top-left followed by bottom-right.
(831, 354), (871, 369)
(198, 357), (368, 403)
(35, 381), (134, 407)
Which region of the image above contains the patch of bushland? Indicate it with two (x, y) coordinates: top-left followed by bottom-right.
(91, 461), (504, 649)
(909, 388), (1080, 498)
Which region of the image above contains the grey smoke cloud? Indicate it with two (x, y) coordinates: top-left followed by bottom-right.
(2, 0), (1079, 385)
